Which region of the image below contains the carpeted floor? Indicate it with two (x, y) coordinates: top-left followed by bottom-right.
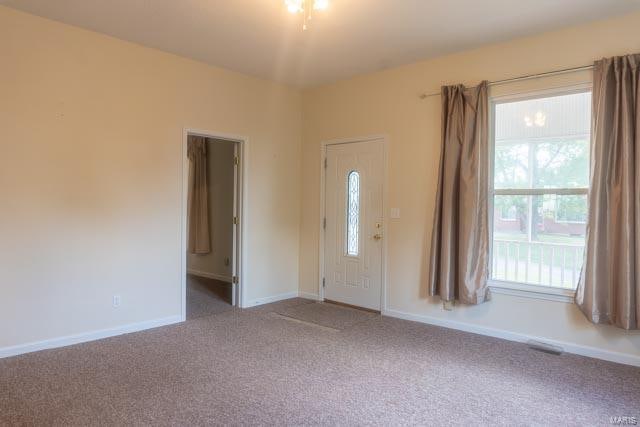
(186, 274), (234, 320)
(275, 302), (376, 330)
(1, 298), (639, 426)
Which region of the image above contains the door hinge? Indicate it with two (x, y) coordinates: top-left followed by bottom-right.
(322, 277), (326, 288)
(324, 157), (327, 169)
(232, 276), (239, 284)
(233, 216), (238, 225)
(323, 217), (326, 230)
(234, 156), (239, 166)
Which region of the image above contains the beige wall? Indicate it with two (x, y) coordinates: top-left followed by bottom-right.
(0, 6), (301, 349)
(187, 138), (235, 281)
(300, 12), (640, 360)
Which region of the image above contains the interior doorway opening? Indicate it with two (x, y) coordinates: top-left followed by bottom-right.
(182, 130), (244, 320)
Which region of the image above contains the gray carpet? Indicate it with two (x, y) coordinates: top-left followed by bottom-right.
(276, 302), (376, 330)
(186, 274), (234, 320)
(1, 298), (639, 426)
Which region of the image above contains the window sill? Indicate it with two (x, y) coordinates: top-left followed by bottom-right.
(488, 280), (576, 303)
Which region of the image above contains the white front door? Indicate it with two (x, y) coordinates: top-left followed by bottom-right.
(324, 140), (384, 310)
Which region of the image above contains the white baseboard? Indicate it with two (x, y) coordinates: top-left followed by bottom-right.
(298, 292), (321, 301)
(0, 315), (182, 359)
(243, 291), (299, 308)
(12, 294), (633, 367)
(187, 269), (232, 283)
(382, 308), (640, 367)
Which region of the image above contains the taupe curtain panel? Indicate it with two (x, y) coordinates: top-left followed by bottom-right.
(576, 54), (640, 330)
(429, 81), (490, 304)
(187, 136), (211, 254)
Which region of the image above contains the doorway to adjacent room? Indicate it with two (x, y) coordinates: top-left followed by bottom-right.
(181, 130), (245, 320)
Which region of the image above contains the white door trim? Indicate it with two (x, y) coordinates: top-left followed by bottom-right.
(181, 128), (249, 321)
(318, 135), (389, 311)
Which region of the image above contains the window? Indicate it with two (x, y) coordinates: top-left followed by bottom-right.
(346, 171), (360, 256)
(499, 203), (518, 221)
(554, 195), (588, 223)
(490, 90), (591, 291)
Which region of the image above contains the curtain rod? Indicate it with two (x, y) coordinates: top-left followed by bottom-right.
(418, 64), (593, 99)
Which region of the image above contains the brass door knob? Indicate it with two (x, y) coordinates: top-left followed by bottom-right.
(373, 234), (383, 241)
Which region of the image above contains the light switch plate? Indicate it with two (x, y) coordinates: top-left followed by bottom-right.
(390, 208), (400, 219)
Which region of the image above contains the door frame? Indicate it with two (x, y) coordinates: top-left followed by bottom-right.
(181, 128), (249, 321)
(318, 135), (389, 311)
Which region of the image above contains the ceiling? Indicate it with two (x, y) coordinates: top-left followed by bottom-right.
(3, 0), (640, 87)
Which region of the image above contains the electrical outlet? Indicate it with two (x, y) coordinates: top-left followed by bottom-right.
(113, 295), (121, 308)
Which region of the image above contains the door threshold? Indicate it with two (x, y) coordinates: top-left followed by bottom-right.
(323, 299), (380, 314)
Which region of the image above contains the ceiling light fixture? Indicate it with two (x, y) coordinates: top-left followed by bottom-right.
(285, 0), (329, 30)
(524, 111), (547, 127)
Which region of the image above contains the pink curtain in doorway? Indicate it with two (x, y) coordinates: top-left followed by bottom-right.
(187, 136), (211, 254)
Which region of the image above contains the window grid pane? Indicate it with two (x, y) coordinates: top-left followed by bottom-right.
(346, 171), (360, 256)
(491, 91), (591, 291)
